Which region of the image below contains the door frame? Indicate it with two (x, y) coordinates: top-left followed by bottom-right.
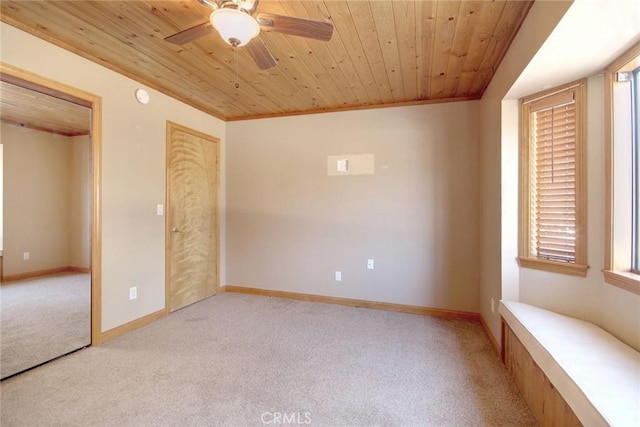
(165, 121), (220, 314)
(1, 62), (103, 345)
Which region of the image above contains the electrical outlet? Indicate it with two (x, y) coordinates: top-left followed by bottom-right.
(491, 297), (495, 314)
(335, 271), (342, 282)
(367, 259), (374, 270)
(23, 252), (30, 261)
(129, 286), (137, 300)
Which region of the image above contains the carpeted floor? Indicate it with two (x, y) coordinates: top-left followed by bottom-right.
(0, 293), (535, 426)
(0, 273), (91, 379)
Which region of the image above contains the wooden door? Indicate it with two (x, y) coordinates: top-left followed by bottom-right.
(166, 122), (219, 312)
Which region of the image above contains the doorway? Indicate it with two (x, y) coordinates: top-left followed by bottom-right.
(165, 121), (219, 312)
(0, 64), (102, 378)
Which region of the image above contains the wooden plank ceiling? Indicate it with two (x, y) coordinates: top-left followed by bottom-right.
(0, 0), (533, 121)
(0, 81), (91, 136)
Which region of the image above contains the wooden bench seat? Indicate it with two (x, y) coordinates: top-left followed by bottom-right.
(500, 301), (640, 427)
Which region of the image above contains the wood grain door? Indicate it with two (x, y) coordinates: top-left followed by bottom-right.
(166, 122), (219, 312)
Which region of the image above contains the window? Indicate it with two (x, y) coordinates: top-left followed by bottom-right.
(604, 42), (640, 294)
(518, 80), (588, 276)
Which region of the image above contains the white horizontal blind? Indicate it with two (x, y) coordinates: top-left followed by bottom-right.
(531, 97), (577, 263)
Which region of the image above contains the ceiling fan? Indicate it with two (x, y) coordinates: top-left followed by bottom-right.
(164, 0), (334, 70)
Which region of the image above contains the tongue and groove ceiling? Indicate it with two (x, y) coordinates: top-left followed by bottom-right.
(0, 1), (533, 121)
(0, 81), (91, 136)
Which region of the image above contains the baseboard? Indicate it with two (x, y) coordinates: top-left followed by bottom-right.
(222, 285), (481, 322)
(100, 309), (166, 344)
(68, 266), (91, 274)
(480, 314), (501, 357)
(2, 266), (76, 283)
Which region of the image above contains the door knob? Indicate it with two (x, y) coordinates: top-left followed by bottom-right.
(172, 227), (184, 233)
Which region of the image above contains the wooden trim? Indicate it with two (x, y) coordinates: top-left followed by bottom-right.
(164, 122), (171, 316)
(225, 96), (481, 122)
(500, 319), (506, 363)
(575, 81), (588, 267)
(604, 65), (614, 270)
(167, 121), (223, 146)
(480, 314), (500, 357)
(165, 121), (221, 315)
(68, 266), (91, 274)
(0, 64), (98, 106)
(603, 270), (640, 295)
(100, 309), (166, 344)
(0, 62), (103, 346)
(606, 42), (640, 75)
(517, 257), (588, 277)
(222, 285), (481, 322)
(2, 266), (75, 283)
(0, 71), (92, 108)
(519, 96), (533, 258)
(518, 80), (588, 273)
(91, 91), (103, 346)
(521, 80), (584, 105)
(215, 130), (220, 296)
(604, 42), (640, 296)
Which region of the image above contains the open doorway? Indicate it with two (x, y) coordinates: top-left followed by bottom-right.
(0, 64), (102, 378)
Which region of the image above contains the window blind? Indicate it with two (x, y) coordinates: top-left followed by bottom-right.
(531, 99), (577, 263)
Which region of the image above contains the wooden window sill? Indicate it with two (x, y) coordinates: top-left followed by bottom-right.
(517, 257), (589, 277)
(603, 270), (640, 295)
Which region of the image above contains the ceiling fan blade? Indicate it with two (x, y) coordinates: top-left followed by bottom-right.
(164, 21), (213, 45)
(198, 0), (218, 10)
(256, 13), (334, 42)
(246, 37), (277, 70)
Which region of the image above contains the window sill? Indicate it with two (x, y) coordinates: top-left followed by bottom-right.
(603, 270), (640, 295)
(517, 257), (589, 277)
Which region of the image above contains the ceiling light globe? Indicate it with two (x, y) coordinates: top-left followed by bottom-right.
(210, 8), (260, 47)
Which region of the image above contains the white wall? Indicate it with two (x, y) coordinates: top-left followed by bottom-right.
(1, 22), (226, 331)
(2, 124), (71, 275)
(2, 126), (91, 274)
(69, 135), (91, 269)
(479, 0), (573, 341)
(226, 102), (481, 312)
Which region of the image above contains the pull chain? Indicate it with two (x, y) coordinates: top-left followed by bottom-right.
(234, 47), (240, 89)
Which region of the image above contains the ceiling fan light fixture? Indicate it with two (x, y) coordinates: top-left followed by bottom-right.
(210, 8), (260, 47)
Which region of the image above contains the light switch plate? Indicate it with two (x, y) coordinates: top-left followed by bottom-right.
(328, 154), (375, 176)
(157, 204), (164, 216)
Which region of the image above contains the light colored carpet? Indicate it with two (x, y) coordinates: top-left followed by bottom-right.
(0, 293), (535, 426)
(0, 273), (91, 379)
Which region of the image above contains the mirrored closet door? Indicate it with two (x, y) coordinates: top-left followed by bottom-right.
(0, 79), (92, 379)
